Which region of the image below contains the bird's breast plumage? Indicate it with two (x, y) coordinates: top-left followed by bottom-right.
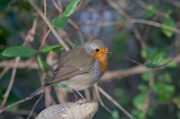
(93, 51), (108, 74)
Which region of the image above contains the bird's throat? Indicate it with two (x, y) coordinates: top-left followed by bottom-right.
(94, 53), (108, 74)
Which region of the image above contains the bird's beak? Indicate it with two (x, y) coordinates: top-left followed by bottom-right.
(104, 51), (112, 54)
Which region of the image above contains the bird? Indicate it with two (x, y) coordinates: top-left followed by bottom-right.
(29, 40), (111, 100)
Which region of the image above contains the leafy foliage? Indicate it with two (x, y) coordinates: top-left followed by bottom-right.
(37, 55), (46, 72)
(51, 16), (68, 30)
(2, 46), (37, 57)
(51, 0), (81, 30)
(41, 45), (63, 53)
(162, 18), (175, 37)
(146, 5), (156, 18)
(153, 83), (174, 102)
(62, 0), (81, 17)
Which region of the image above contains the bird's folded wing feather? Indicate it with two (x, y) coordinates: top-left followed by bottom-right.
(45, 45), (95, 85)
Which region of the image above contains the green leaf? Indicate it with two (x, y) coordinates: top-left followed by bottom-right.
(51, 0), (81, 30)
(111, 110), (120, 119)
(41, 45), (63, 53)
(146, 5), (156, 18)
(173, 97), (180, 109)
(53, 83), (68, 88)
(166, 61), (177, 68)
(159, 58), (177, 68)
(114, 88), (129, 106)
(140, 49), (148, 59)
(152, 52), (164, 64)
(131, 110), (143, 119)
(153, 83), (175, 102)
(138, 84), (148, 92)
(133, 93), (146, 110)
(163, 73), (173, 83)
(37, 55), (46, 72)
(9, 105), (19, 112)
(63, 0), (81, 17)
(114, 88), (124, 97)
(141, 72), (150, 81)
(2, 46), (37, 57)
(164, 8), (173, 18)
(162, 18), (175, 37)
(51, 16), (67, 30)
(153, 83), (174, 95)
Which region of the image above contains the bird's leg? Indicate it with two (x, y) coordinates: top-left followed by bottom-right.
(72, 89), (79, 102)
(74, 90), (86, 101)
(75, 90), (94, 104)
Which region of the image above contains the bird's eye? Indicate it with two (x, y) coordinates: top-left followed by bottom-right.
(95, 48), (99, 52)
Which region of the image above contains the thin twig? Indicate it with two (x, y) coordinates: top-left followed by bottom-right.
(54, 87), (68, 103)
(25, 28), (51, 70)
(142, 69), (154, 119)
(0, 98), (29, 113)
(169, 0), (180, 8)
(143, 15), (158, 40)
(68, 23), (95, 40)
(27, 0), (69, 51)
(130, 19), (180, 34)
(106, 0), (130, 20)
(106, 0), (147, 51)
(158, 54), (179, 68)
(52, 0), (62, 15)
(45, 86), (52, 107)
(84, 89), (91, 101)
(0, 19), (37, 109)
(98, 86), (135, 119)
(0, 57), (20, 109)
(0, 60), (38, 69)
(94, 84), (112, 113)
(68, 19), (84, 43)
(60, 30), (75, 46)
(136, 0), (166, 17)
(6, 109), (38, 118)
(39, 29), (51, 50)
(98, 21), (124, 27)
(110, 48), (145, 66)
(43, 0), (47, 22)
(132, 26), (146, 49)
(27, 94), (43, 119)
(0, 67), (9, 80)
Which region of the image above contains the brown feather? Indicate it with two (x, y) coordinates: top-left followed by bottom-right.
(46, 44), (95, 85)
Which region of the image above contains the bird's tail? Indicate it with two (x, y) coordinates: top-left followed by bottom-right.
(29, 85), (46, 99)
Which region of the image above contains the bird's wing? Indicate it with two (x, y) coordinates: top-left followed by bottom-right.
(45, 45), (95, 85)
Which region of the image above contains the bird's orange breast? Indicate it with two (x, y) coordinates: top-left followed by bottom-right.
(93, 48), (108, 74)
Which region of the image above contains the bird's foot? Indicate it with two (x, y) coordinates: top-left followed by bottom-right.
(83, 99), (97, 103)
(73, 98), (80, 102)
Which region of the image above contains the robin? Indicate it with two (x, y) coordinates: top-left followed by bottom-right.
(29, 40), (111, 100)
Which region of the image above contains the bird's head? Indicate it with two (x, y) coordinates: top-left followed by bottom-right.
(84, 40), (111, 61)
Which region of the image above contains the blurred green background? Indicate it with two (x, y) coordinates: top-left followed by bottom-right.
(0, 0), (180, 119)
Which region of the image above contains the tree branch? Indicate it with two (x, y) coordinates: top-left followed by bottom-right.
(35, 99), (98, 119)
